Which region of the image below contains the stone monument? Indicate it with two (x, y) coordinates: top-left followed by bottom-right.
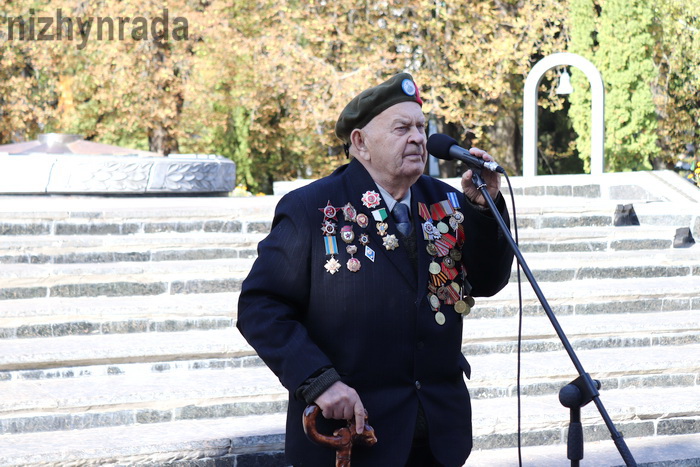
(0, 133), (236, 195)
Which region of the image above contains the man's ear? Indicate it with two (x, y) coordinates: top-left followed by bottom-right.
(350, 129), (370, 161)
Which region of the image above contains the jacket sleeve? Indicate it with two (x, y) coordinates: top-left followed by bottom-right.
(460, 191), (514, 297)
(236, 191), (333, 393)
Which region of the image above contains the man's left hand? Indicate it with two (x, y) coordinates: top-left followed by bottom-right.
(460, 148), (501, 207)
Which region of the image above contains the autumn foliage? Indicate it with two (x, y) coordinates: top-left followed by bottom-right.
(0, 0), (697, 192)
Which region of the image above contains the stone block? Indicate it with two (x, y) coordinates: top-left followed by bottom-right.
(658, 418), (700, 436)
(611, 239), (672, 250)
(49, 281), (167, 298)
(204, 220), (242, 233)
(171, 279), (243, 295)
(575, 299), (661, 315)
(136, 409), (173, 424)
(0, 287), (46, 300)
(54, 223), (122, 235)
(573, 184), (601, 198)
(577, 265), (689, 280)
(541, 215), (611, 228)
(102, 320), (150, 334)
(545, 185), (573, 196)
(0, 222), (51, 235)
(246, 221), (272, 234)
(550, 242), (607, 252)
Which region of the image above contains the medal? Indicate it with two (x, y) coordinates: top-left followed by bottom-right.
(429, 294), (440, 310)
(426, 243), (438, 256)
(343, 203), (357, 222)
(359, 233), (370, 245)
(376, 222), (389, 236)
(321, 220), (337, 235)
(356, 213), (369, 228)
(435, 311), (446, 325)
(383, 234), (399, 250)
(437, 221), (449, 234)
(319, 200), (338, 220)
(340, 225), (355, 243)
(325, 257), (341, 274)
(454, 300), (470, 314)
(361, 190), (381, 209)
(347, 257), (361, 272)
(428, 262), (441, 275)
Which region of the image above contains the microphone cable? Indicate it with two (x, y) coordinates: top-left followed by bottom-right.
(501, 171), (524, 467)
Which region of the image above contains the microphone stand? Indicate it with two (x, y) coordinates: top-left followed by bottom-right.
(470, 170), (637, 466)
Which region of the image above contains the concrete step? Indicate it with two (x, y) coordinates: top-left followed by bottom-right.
(1, 342), (696, 429)
(0, 328), (249, 372)
(0, 258), (254, 301)
(0, 415), (697, 466)
(0, 359), (696, 456)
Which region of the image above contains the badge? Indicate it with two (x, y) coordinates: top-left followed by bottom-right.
(453, 211), (464, 223)
(343, 203), (357, 222)
(346, 244), (358, 255)
(347, 257), (361, 272)
(365, 245), (376, 262)
(376, 222), (389, 236)
(321, 220), (336, 236)
(383, 234), (399, 250)
(356, 213), (369, 228)
(449, 249), (462, 261)
(401, 78), (417, 96)
(319, 200), (338, 220)
(361, 191), (381, 209)
(359, 233), (370, 245)
(443, 256), (456, 268)
(426, 243), (438, 256)
(324, 257), (341, 275)
(340, 225), (355, 243)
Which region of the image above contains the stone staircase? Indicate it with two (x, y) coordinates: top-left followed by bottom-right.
(0, 170), (698, 466)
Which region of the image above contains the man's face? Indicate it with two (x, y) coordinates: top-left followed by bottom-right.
(355, 101), (427, 189)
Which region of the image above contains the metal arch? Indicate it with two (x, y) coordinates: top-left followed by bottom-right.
(522, 52), (605, 177)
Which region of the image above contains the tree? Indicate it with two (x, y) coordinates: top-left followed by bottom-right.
(568, 0), (659, 172)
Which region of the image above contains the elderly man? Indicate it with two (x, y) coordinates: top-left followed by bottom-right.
(237, 72), (514, 466)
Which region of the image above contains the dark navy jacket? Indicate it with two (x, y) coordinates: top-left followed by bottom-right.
(237, 159), (513, 466)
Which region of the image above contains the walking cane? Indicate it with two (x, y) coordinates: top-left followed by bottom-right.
(303, 404), (377, 467)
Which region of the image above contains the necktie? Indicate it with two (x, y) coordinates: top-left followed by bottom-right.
(392, 202), (412, 236)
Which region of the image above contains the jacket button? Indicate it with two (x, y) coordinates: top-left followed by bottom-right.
(415, 380), (421, 390)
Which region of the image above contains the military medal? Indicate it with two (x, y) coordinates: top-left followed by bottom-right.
(346, 245), (361, 272)
(356, 213), (369, 228)
(340, 225), (355, 243)
(319, 200), (338, 220)
(321, 220), (337, 235)
(343, 203), (357, 222)
(325, 257), (341, 275)
(421, 197), (470, 323)
(361, 190), (381, 209)
(434, 311), (446, 325)
(383, 234), (399, 250)
(359, 233), (370, 245)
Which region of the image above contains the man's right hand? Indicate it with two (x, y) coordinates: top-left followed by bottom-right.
(314, 381), (366, 434)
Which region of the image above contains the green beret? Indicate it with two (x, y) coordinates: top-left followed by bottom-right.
(335, 72), (423, 143)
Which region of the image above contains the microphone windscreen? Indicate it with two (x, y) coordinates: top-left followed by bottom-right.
(426, 134), (457, 160)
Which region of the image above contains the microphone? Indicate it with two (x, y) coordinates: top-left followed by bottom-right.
(427, 133), (505, 174)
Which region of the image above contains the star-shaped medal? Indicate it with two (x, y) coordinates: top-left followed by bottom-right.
(324, 257), (341, 274)
(383, 234), (399, 250)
